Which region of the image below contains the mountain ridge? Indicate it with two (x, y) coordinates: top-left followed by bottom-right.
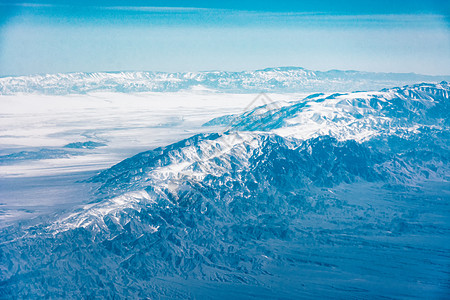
(0, 81), (449, 298)
(1, 67), (449, 95)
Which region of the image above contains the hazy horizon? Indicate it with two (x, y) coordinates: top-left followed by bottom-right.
(1, 66), (450, 79)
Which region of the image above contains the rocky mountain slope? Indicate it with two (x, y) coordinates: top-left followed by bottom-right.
(0, 82), (449, 298)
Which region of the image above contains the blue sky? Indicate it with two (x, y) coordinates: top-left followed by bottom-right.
(0, 1), (449, 76)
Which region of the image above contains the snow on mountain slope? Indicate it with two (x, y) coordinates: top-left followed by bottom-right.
(1, 82), (449, 298)
(1, 67), (449, 95)
(214, 81), (450, 141)
(55, 130), (449, 233)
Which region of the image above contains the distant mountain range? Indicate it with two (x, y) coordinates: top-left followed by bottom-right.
(0, 67), (449, 94)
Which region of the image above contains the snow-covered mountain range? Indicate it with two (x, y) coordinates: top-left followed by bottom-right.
(0, 82), (449, 298)
(1, 67), (449, 94)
